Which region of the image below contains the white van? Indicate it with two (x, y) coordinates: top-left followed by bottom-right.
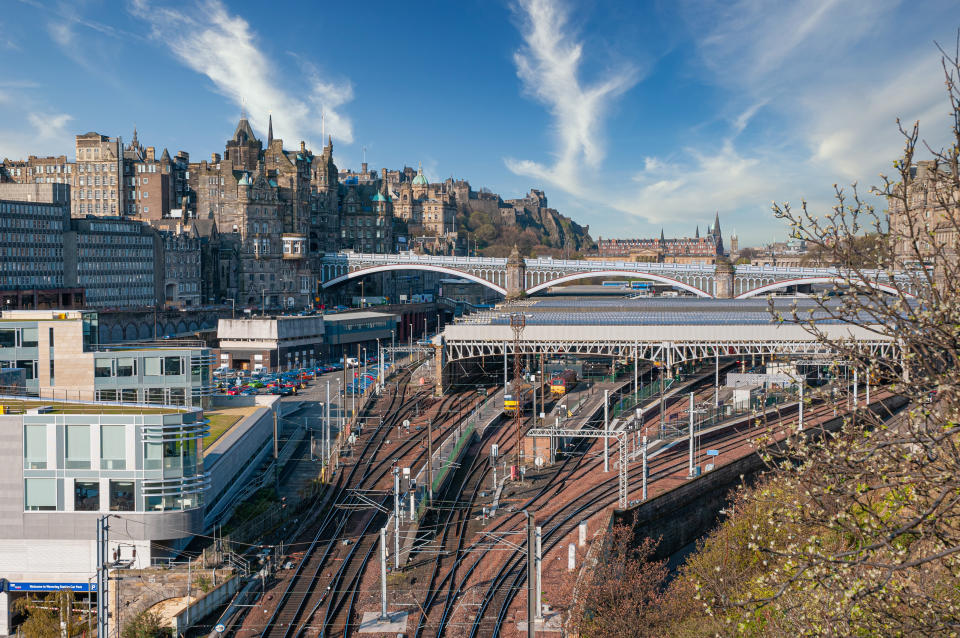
(341, 357), (360, 367)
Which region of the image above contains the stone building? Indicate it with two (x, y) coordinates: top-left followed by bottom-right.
(888, 160), (959, 261)
(186, 117), (319, 310)
(594, 213), (726, 264)
(155, 222), (203, 308)
(122, 129), (178, 220)
(73, 132), (123, 217)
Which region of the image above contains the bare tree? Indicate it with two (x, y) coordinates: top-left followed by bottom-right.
(700, 35), (960, 634)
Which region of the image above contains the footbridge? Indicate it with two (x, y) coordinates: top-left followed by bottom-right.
(319, 252), (916, 299)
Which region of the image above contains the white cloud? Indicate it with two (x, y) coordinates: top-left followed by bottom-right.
(505, 0), (638, 194)
(130, 0), (353, 147)
(0, 103), (73, 160)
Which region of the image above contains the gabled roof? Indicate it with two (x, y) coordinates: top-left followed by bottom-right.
(232, 118), (258, 144)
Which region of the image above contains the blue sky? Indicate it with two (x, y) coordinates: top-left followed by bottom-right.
(1, 0), (956, 245)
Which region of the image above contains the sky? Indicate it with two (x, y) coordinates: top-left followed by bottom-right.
(0, 0), (957, 245)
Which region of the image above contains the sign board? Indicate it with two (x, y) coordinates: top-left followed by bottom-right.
(491, 444), (499, 459)
(402, 420), (410, 428)
(706, 450), (720, 456)
(535, 456), (544, 467)
(402, 467), (410, 478)
(7, 582), (96, 592)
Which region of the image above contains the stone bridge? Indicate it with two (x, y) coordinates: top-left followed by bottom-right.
(319, 252), (915, 299)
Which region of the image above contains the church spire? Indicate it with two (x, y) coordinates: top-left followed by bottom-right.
(695, 225), (700, 238)
(713, 211), (721, 237)
(267, 113), (273, 146)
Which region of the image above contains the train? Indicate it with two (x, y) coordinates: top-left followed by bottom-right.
(601, 280), (652, 290)
(503, 378), (548, 415)
(549, 369), (579, 396)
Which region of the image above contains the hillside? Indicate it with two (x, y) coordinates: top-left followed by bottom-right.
(453, 187), (595, 258)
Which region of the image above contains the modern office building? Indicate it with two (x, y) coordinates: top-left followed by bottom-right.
(64, 217), (163, 308)
(0, 183), (85, 309)
(216, 315), (325, 371)
(0, 310), (213, 406)
(0, 397), (208, 633)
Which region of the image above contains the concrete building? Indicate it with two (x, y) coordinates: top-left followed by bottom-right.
(322, 311), (398, 361)
(0, 397), (207, 633)
(216, 315), (325, 372)
(0, 183), (72, 297)
(64, 217), (163, 308)
(0, 310), (213, 406)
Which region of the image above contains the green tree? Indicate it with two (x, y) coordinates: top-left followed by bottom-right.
(13, 590), (86, 638)
(122, 609), (171, 638)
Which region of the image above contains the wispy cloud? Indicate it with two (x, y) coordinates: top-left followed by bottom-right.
(0, 94), (73, 161)
(129, 0), (354, 146)
(505, 0), (639, 195)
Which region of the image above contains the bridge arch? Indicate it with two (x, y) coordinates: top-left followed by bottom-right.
(322, 263), (508, 296)
(736, 276), (913, 299)
(524, 269), (713, 297)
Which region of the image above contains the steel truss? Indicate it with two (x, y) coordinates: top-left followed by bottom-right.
(527, 428), (629, 508)
(443, 339), (894, 368)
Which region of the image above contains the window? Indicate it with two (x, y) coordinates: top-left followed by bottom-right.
(100, 425), (126, 469)
(144, 442), (162, 470)
(109, 480), (134, 511)
(163, 356), (182, 376)
(25, 478), (56, 511)
(121, 388), (137, 403)
(0, 329), (16, 348)
(64, 424), (90, 469)
(49, 359), (54, 385)
(16, 359), (36, 380)
(146, 387), (164, 403)
(116, 358), (136, 377)
(24, 424), (47, 469)
(144, 357), (162, 376)
(74, 480), (99, 511)
(48, 327), (54, 347)
(94, 360), (113, 378)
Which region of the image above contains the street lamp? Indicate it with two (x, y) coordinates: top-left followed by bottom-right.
(224, 298), (236, 319)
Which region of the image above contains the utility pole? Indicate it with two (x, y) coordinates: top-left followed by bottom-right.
(510, 313), (526, 473)
(798, 380), (804, 431)
(379, 527), (388, 620)
(642, 435), (648, 500)
(659, 368), (665, 436)
(325, 380), (331, 463)
(634, 342), (638, 398)
(96, 515), (110, 638)
(603, 389), (609, 473)
(393, 467), (400, 569)
(535, 526), (543, 622)
(715, 352), (719, 408)
(273, 407), (279, 492)
(526, 511), (536, 638)
(427, 418), (433, 502)
(688, 392), (696, 478)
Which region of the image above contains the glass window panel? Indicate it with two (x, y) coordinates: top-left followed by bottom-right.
(146, 388), (164, 404)
(94, 360), (113, 378)
(24, 478), (56, 510)
(97, 389), (117, 402)
(20, 328), (37, 348)
(168, 388), (185, 406)
(100, 425), (125, 470)
(74, 481), (99, 511)
(65, 424), (90, 469)
(16, 360), (35, 380)
(144, 357), (161, 376)
(144, 442), (162, 470)
(0, 329), (15, 348)
(116, 358), (135, 377)
(109, 480), (134, 511)
(163, 356), (182, 376)
(120, 389), (138, 402)
(24, 424), (46, 469)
